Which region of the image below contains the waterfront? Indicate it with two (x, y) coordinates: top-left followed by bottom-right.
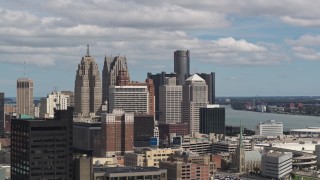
(225, 105), (320, 131)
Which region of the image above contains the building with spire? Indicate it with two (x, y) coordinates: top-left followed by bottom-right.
(74, 45), (102, 117)
(16, 78), (34, 117)
(102, 55), (129, 103)
(181, 74), (208, 133)
(235, 123), (246, 173)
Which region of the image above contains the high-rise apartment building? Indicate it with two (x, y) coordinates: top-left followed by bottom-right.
(0, 93), (4, 136)
(198, 72), (215, 104)
(181, 74), (208, 133)
(109, 86), (149, 114)
(100, 109), (134, 156)
(147, 72), (177, 120)
(11, 108), (74, 179)
(102, 56), (129, 102)
(40, 91), (72, 118)
(159, 77), (182, 124)
(74, 46), (102, 117)
(174, 50), (190, 85)
(16, 78), (34, 116)
(200, 104), (225, 139)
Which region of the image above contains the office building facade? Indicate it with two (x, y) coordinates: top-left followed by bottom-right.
(109, 86), (149, 114)
(100, 109), (134, 156)
(16, 78), (34, 116)
(102, 56), (130, 102)
(261, 152), (292, 179)
(11, 108), (73, 179)
(39, 91), (71, 118)
(134, 114), (155, 147)
(198, 72), (215, 104)
(200, 104), (225, 139)
(174, 50), (190, 85)
(256, 120), (283, 136)
(0, 93), (4, 136)
(181, 74), (208, 133)
(159, 77), (182, 124)
(74, 46), (102, 117)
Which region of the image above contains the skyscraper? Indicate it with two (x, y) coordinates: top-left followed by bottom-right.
(159, 77), (182, 124)
(100, 109), (134, 156)
(200, 104), (225, 140)
(74, 45), (102, 117)
(0, 93), (4, 136)
(11, 108), (74, 179)
(16, 78), (34, 116)
(102, 55), (129, 102)
(181, 74), (208, 133)
(198, 72), (215, 104)
(39, 91), (72, 118)
(174, 50), (190, 85)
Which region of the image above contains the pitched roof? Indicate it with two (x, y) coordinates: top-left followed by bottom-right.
(185, 74), (205, 82)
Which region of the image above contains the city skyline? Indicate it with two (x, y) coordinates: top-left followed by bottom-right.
(1, 1), (320, 97)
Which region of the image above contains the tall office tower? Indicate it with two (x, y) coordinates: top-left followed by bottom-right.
(147, 72), (177, 120)
(16, 78), (34, 116)
(39, 91), (71, 118)
(102, 55), (129, 102)
(116, 69), (130, 86)
(181, 74), (208, 133)
(11, 108), (73, 179)
(61, 91), (74, 107)
(174, 50), (190, 85)
(159, 77), (182, 124)
(198, 72), (215, 104)
(200, 105), (225, 140)
(74, 45), (102, 117)
(0, 93), (4, 136)
(109, 85), (149, 114)
(100, 109), (134, 156)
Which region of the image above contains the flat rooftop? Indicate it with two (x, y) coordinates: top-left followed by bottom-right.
(93, 166), (165, 174)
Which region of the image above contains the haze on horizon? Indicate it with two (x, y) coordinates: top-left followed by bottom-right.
(0, 0), (319, 97)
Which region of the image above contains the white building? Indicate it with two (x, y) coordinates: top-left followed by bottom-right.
(256, 105), (266, 112)
(290, 127), (320, 137)
(261, 152), (292, 179)
(181, 74), (208, 133)
(159, 77), (182, 124)
(109, 86), (149, 114)
(40, 91), (71, 118)
(255, 120), (283, 136)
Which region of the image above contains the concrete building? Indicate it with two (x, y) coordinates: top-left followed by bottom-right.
(174, 50), (190, 85)
(11, 108), (73, 179)
(255, 120), (283, 136)
(16, 78), (34, 116)
(74, 156), (92, 180)
(171, 134), (213, 155)
(147, 72), (177, 120)
(0, 93), (4, 136)
(40, 91), (72, 118)
(181, 74), (208, 133)
(93, 166), (167, 180)
(74, 45), (102, 117)
(290, 127), (320, 137)
(109, 86), (149, 114)
(134, 114), (155, 147)
(102, 55), (130, 103)
(100, 109), (134, 157)
(124, 148), (176, 167)
(261, 152), (292, 179)
(200, 104), (225, 140)
(159, 77), (182, 124)
(159, 161), (209, 180)
(198, 72), (215, 104)
(212, 140), (253, 154)
(73, 118), (101, 155)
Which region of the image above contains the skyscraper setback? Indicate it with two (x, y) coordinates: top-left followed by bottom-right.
(102, 55), (130, 102)
(74, 45), (102, 117)
(174, 50), (190, 85)
(16, 78), (34, 116)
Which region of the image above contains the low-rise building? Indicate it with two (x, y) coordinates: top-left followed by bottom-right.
(261, 152), (292, 179)
(212, 140), (251, 153)
(255, 120), (283, 136)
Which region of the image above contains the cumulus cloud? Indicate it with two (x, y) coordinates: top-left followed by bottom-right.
(287, 35), (320, 61)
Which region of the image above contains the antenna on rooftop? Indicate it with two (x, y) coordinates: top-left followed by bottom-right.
(24, 60), (26, 77)
(86, 44), (90, 57)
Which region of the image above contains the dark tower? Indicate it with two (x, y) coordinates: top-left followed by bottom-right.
(174, 50), (190, 85)
(200, 105), (225, 140)
(0, 93), (4, 136)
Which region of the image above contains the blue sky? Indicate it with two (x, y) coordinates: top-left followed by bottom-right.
(0, 0), (320, 97)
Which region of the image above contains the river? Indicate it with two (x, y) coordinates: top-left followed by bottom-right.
(225, 105), (320, 131)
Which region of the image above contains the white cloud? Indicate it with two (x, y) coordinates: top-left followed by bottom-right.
(287, 35), (320, 61)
